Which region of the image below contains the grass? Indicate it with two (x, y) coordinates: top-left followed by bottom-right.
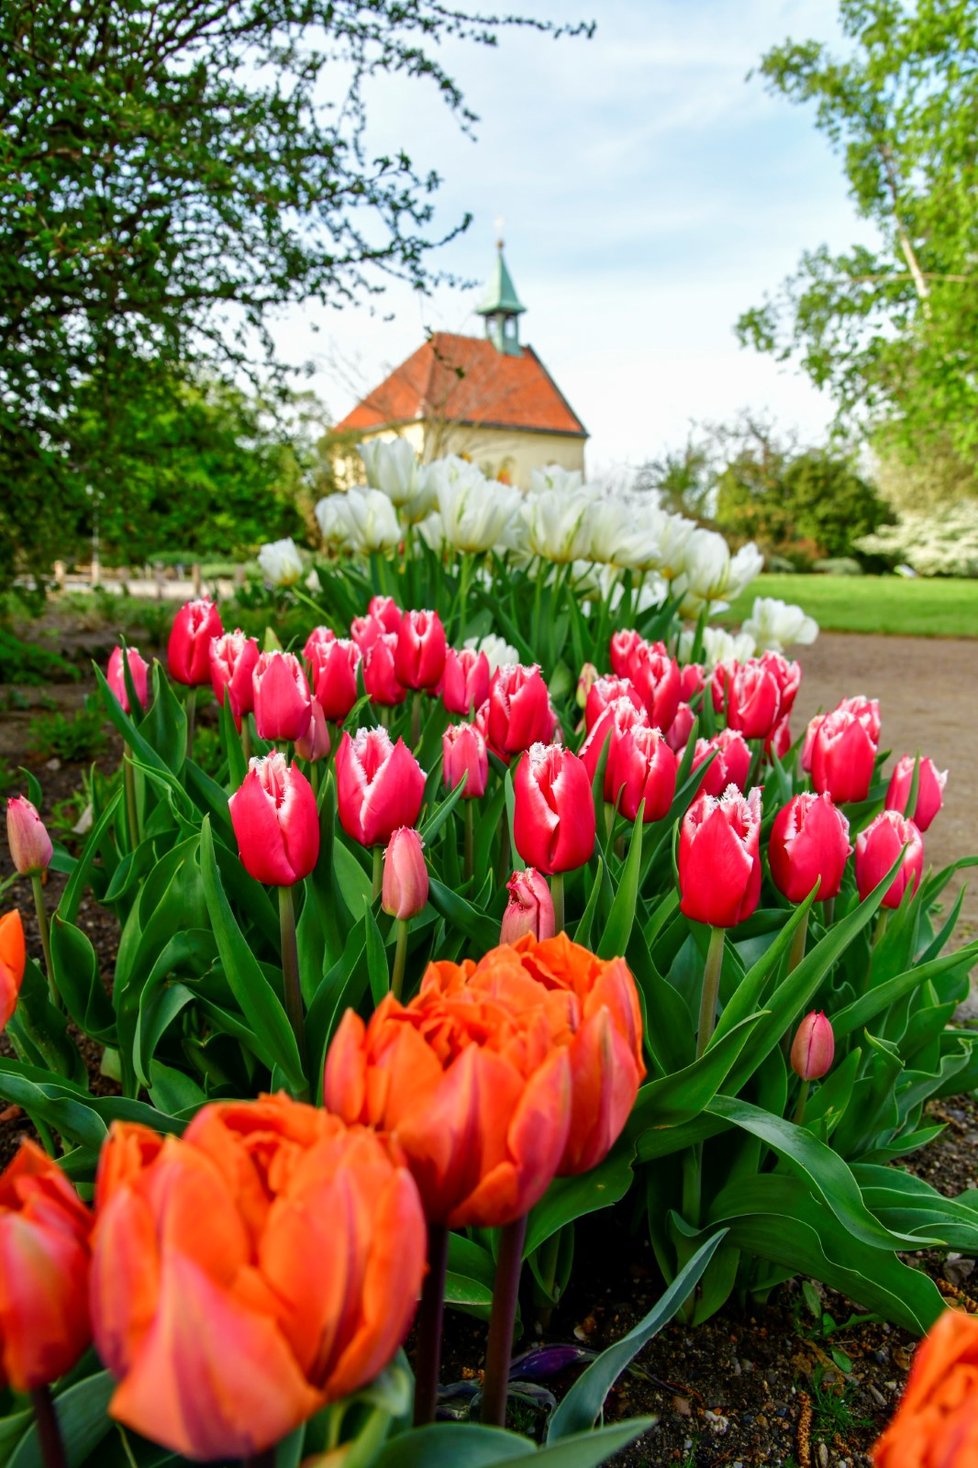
(724, 573), (978, 638)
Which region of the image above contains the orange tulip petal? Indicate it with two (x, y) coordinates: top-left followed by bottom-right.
(109, 1250), (321, 1461)
(0, 911), (25, 1030)
(90, 1187), (161, 1378)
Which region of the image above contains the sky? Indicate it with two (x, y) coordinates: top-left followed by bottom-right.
(270, 0), (879, 476)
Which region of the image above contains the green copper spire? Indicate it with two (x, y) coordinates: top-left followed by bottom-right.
(476, 241), (525, 355)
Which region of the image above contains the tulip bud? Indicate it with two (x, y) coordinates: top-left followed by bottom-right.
(630, 643), (681, 733)
(500, 869), (555, 943)
(724, 660), (782, 741)
(335, 728), (426, 847)
(107, 646), (149, 713)
(307, 636), (361, 723)
(486, 664), (556, 762)
(810, 708), (878, 804)
(442, 723), (488, 799)
(607, 724), (678, 823)
(885, 755), (947, 833)
(513, 743), (595, 875)
(679, 785), (762, 928)
(790, 1011), (835, 1081)
(210, 630), (260, 729)
(252, 651), (313, 743)
(295, 699), (330, 762)
(691, 729), (751, 797)
(382, 828), (428, 919)
(665, 701), (695, 753)
(441, 647), (490, 716)
(6, 797), (52, 876)
(394, 608), (447, 691)
(855, 810), (924, 910)
(0, 909), (26, 1031)
(167, 598), (223, 686)
(368, 595), (403, 634)
(576, 662), (599, 710)
(769, 793), (852, 903)
(362, 633), (408, 707)
(228, 754), (320, 886)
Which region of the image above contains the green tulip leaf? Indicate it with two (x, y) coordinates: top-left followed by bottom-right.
(8, 1370), (116, 1468)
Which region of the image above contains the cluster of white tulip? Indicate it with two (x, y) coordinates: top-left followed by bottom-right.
(303, 441), (768, 618)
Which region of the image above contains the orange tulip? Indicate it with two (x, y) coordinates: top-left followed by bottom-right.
(0, 1139), (92, 1392)
(90, 1095), (425, 1462)
(0, 910), (25, 1031)
(872, 1308), (978, 1467)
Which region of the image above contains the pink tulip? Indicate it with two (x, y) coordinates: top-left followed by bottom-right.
(724, 660), (782, 742)
(295, 699), (330, 762)
(442, 723), (488, 799)
(790, 1012), (835, 1081)
(210, 631), (260, 729)
(758, 652), (801, 719)
(107, 646), (149, 713)
(229, 754), (320, 886)
(335, 729), (426, 847)
(630, 643), (681, 733)
(6, 797), (53, 875)
(394, 609), (446, 691)
(679, 786), (762, 928)
(665, 701), (695, 753)
(810, 709), (878, 804)
(513, 744), (595, 875)
(306, 636), (361, 723)
(486, 664), (556, 762)
(691, 729), (751, 797)
(167, 599), (223, 686)
(579, 697), (649, 801)
(381, 829), (428, 919)
(441, 647), (490, 716)
(769, 793), (851, 903)
(608, 629), (644, 679)
(362, 634), (407, 708)
(303, 626), (336, 663)
(885, 755), (947, 833)
(607, 724), (678, 823)
(855, 811), (924, 910)
(252, 652), (312, 743)
(583, 676), (644, 732)
(500, 869), (555, 943)
(367, 596), (403, 635)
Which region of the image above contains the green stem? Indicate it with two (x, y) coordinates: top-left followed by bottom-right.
(456, 551), (472, 643)
(277, 885), (307, 1092)
(792, 1079), (811, 1127)
(31, 873), (56, 1006)
(241, 717), (252, 765)
(372, 846), (384, 901)
(821, 895), (835, 928)
(123, 756), (140, 850)
(787, 907), (809, 974)
(695, 925), (726, 1059)
(874, 909), (890, 948)
(413, 1222), (449, 1426)
(464, 801), (475, 882)
(410, 690), (422, 748)
(681, 1145), (702, 1229)
(186, 685), (197, 760)
(391, 918), (409, 1001)
(551, 872), (565, 935)
(30, 1387), (67, 1468)
(481, 1213), (528, 1428)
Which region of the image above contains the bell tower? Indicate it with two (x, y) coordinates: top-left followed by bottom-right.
(476, 238), (526, 357)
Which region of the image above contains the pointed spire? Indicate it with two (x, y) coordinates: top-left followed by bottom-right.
(476, 239), (525, 355)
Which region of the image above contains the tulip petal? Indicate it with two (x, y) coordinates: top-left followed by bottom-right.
(0, 1211), (90, 1392)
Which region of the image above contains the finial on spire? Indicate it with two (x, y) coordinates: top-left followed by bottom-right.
(494, 214), (505, 251)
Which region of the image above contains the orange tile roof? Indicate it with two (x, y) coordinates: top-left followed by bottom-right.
(335, 332), (587, 438)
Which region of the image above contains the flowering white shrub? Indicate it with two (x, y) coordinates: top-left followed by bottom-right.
(855, 502), (978, 577)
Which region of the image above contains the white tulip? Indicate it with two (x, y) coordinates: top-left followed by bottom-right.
(258, 537), (304, 587)
(529, 464), (584, 496)
(677, 625), (757, 671)
(464, 633), (519, 674)
(343, 489), (401, 554)
(654, 513), (698, 580)
(727, 544), (765, 599)
(742, 596), (819, 652)
(432, 460), (521, 554)
(358, 438), (433, 520)
(414, 511), (446, 551)
(315, 494), (357, 550)
(520, 488), (594, 563)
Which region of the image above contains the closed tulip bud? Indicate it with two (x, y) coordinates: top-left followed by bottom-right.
(583, 676), (644, 732)
(576, 662), (599, 710)
(362, 633), (407, 707)
(679, 785), (762, 928)
(368, 595), (403, 634)
(855, 810), (924, 910)
(6, 796), (52, 876)
(442, 722), (488, 799)
(295, 699), (330, 762)
(0, 1139), (92, 1392)
(608, 724), (678, 822)
(335, 728), (426, 847)
(500, 868), (555, 943)
(790, 1011), (835, 1081)
(394, 608), (447, 691)
(229, 754), (320, 886)
(724, 660), (782, 741)
(811, 708), (879, 804)
(307, 636), (361, 723)
(514, 743), (596, 875)
(885, 755), (947, 832)
(441, 646), (490, 715)
(0, 910), (25, 1031)
(630, 643), (681, 733)
(382, 828), (428, 919)
(106, 646), (149, 713)
(665, 700), (695, 753)
(167, 598), (223, 686)
(487, 664), (557, 762)
(691, 729), (751, 797)
(679, 663), (705, 702)
(769, 793), (852, 903)
(91, 1098), (425, 1461)
(210, 630), (260, 728)
(252, 651), (313, 743)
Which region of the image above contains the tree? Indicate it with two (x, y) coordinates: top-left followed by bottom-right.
(0, 1), (590, 578)
(737, 1), (978, 470)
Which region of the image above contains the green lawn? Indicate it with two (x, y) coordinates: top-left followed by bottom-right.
(724, 573), (978, 639)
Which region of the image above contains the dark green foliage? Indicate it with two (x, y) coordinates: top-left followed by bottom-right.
(28, 699), (110, 762)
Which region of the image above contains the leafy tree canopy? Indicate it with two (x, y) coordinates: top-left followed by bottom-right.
(736, 0), (978, 471)
(0, 0), (590, 578)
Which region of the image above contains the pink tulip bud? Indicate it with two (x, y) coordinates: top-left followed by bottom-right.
(769, 793), (852, 903)
(335, 728), (426, 847)
(513, 743), (595, 875)
(295, 699), (330, 762)
(394, 609), (447, 691)
(228, 755), (320, 886)
(810, 708), (878, 804)
(885, 755), (947, 833)
(766, 715), (792, 761)
(665, 701), (695, 753)
(442, 723), (488, 799)
(382, 828), (428, 919)
(607, 724), (678, 823)
(362, 633), (407, 708)
(500, 869), (556, 943)
(790, 1011), (835, 1081)
(630, 643), (681, 733)
(855, 810), (924, 910)
(679, 786), (762, 928)
(724, 660), (782, 742)
(167, 598), (223, 686)
(6, 797), (53, 876)
(487, 664), (556, 763)
(575, 662), (599, 711)
(252, 652), (312, 743)
(306, 636), (361, 723)
(210, 630), (260, 729)
(679, 663), (705, 702)
(441, 647), (491, 716)
(106, 646), (149, 713)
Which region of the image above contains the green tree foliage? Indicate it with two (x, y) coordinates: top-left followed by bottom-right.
(0, 1), (589, 579)
(737, 0), (978, 471)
